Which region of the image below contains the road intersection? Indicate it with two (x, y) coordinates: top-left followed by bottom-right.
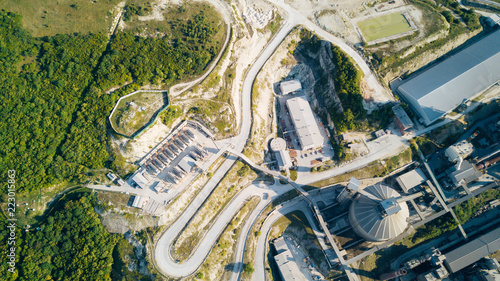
(153, 0), (395, 279)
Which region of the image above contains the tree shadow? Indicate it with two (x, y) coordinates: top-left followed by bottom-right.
(224, 262), (242, 273)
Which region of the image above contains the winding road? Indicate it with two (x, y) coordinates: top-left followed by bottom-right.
(153, 0), (390, 279)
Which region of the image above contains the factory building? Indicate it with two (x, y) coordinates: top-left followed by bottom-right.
(270, 138), (292, 170)
(272, 237), (306, 281)
(280, 80), (302, 95)
(445, 140), (473, 163)
(486, 14), (500, 27)
(131, 170), (150, 188)
(448, 160), (482, 187)
(396, 29), (500, 125)
(444, 227), (500, 273)
(396, 168), (427, 193)
(285, 95), (325, 150)
(131, 195), (148, 209)
(392, 104), (414, 135)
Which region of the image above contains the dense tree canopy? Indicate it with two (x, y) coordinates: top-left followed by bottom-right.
(0, 8), (224, 193)
(18, 194), (119, 280)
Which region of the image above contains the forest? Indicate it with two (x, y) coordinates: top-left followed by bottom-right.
(0, 192), (147, 280)
(0, 7), (225, 194)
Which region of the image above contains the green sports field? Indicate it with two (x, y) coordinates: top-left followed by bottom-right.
(357, 12), (413, 42)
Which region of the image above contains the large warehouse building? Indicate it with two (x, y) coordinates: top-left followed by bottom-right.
(397, 29), (500, 125)
(285, 95), (325, 150)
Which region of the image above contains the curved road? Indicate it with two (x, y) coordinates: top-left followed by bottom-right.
(154, 0), (390, 278)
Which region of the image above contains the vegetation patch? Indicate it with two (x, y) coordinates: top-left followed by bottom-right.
(298, 29), (365, 134)
(110, 91), (169, 137)
(357, 13), (413, 42)
(0, 0), (129, 37)
(454, 189), (500, 224)
(0, 3), (226, 193)
(172, 161), (258, 261)
(197, 196), (261, 280)
(370, 0), (480, 79)
(0, 191), (150, 280)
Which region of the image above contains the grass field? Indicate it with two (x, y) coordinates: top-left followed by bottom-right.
(0, 0), (128, 37)
(110, 91), (168, 137)
(357, 12), (413, 42)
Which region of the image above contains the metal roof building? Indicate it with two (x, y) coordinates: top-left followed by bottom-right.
(285, 95), (325, 150)
(349, 183), (410, 241)
(273, 237), (306, 281)
(280, 80), (302, 95)
(131, 195), (148, 209)
(449, 160), (482, 187)
(444, 227), (500, 273)
(131, 170), (150, 188)
(486, 14), (500, 27)
(392, 104), (414, 134)
(178, 155), (196, 173)
(396, 168), (427, 193)
(396, 29), (500, 125)
(276, 150), (292, 170)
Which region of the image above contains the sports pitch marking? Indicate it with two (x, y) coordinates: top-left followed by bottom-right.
(357, 12), (413, 42)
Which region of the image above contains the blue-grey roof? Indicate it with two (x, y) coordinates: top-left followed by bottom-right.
(444, 227), (500, 273)
(397, 29), (500, 125)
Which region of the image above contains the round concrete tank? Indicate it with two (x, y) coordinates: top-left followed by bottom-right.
(348, 184), (409, 242)
(270, 138), (287, 152)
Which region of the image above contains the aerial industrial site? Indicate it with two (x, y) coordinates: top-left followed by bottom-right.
(1, 0), (500, 280)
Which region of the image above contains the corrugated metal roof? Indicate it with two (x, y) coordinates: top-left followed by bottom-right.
(132, 171), (149, 188)
(450, 160), (481, 187)
(286, 95), (324, 150)
(273, 238), (306, 281)
(276, 150), (292, 169)
(444, 227), (500, 273)
(397, 29), (500, 125)
(392, 104), (414, 129)
(396, 168), (427, 193)
(178, 155), (196, 173)
(132, 195), (147, 208)
(280, 80), (302, 95)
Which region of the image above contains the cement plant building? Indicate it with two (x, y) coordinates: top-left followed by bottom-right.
(285, 95), (325, 150)
(396, 29), (500, 125)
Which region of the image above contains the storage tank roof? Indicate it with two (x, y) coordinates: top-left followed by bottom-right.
(270, 138), (287, 152)
(349, 183), (409, 242)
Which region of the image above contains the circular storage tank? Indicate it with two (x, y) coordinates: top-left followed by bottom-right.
(348, 184), (409, 242)
(270, 138), (287, 152)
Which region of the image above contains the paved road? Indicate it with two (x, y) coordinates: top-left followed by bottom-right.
(153, 0), (393, 278)
(267, 0), (392, 102)
(296, 134), (408, 185)
(154, 14), (299, 278)
(252, 199), (312, 281)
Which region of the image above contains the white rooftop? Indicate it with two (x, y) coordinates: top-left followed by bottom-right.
(396, 168), (427, 192)
(348, 177), (361, 191)
(270, 138), (287, 152)
(280, 80), (302, 95)
(131, 195), (147, 208)
(273, 238), (306, 281)
(178, 155), (196, 173)
(131, 171), (149, 188)
(397, 29), (500, 125)
(276, 150), (292, 170)
(285, 95), (324, 150)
